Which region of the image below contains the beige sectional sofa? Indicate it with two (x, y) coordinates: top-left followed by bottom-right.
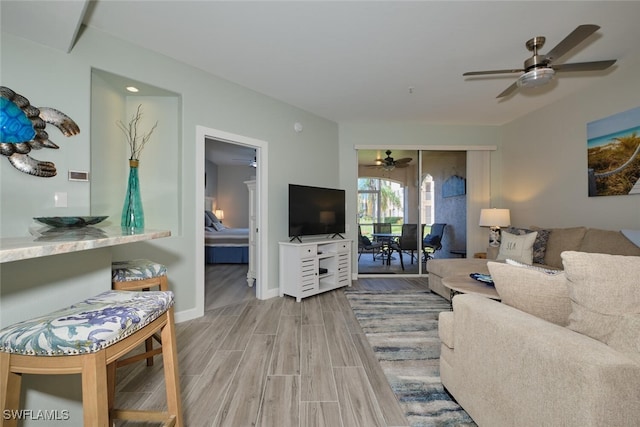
(427, 226), (640, 300)
(438, 251), (640, 426)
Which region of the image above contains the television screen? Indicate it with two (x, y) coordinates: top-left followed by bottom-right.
(289, 184), (346, 238)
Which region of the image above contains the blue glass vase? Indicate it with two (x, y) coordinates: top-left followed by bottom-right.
(121, 159), (145, 229)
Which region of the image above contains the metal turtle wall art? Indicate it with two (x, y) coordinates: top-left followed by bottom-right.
(0, 86), (80, 177)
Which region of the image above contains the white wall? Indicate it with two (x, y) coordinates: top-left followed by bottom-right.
(217, 165), (255, 228)
(500, 52), (640, 230)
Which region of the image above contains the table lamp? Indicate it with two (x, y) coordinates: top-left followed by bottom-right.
(479, 208), (511, 247)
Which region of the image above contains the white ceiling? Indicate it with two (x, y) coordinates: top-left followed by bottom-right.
(4, 1), (640, 129)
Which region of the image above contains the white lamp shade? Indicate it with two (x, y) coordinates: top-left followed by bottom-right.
(479, 208), (511, 227)
(214, 209), (225, 220)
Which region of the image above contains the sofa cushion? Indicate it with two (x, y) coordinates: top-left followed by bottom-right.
(506, 226), (550, 265)
(488, 261), (572, 326)
(496, 231), (537, 264)
(579, 228), (640, 256)
(533, 226), (587, 269)
(426, 258), (490, 278)
(562, 251), (640, 347)
(607, 314), (640, 365)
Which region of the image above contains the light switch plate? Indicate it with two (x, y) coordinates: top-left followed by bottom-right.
(54, 192), (68, 207)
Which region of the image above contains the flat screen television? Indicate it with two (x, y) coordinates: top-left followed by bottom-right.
(289, 184), (346, 239)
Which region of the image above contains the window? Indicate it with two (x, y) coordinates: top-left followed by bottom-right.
(358, 177), (404, 236)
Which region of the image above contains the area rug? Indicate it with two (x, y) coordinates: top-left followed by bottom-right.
(344, 290), (476, 427)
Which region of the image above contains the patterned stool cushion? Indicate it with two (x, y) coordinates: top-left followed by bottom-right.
(0, 290), (173, 356)
(112, 259), (167, 282)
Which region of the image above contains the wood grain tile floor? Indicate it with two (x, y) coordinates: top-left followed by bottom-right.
(114, 265), (428, 426)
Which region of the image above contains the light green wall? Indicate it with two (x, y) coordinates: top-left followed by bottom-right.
(500, 52), (640, 229)
(1, 27), (339, 320)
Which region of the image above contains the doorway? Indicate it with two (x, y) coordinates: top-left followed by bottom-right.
(195, 126), (268, 318)
(204, 138), (257, 309)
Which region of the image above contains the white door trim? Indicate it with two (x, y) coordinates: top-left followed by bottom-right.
(195, 125), (269, 319)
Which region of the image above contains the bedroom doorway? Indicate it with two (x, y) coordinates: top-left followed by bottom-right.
(196, 126), (268, 317)
(204, 138), (257, 309)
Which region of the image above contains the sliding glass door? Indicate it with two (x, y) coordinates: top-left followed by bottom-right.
(357, 149), (468, 276)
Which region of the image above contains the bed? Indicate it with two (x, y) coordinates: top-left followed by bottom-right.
(204, 210), (250, 264)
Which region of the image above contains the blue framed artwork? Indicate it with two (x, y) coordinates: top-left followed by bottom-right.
(442, 175), (466, 198)
(587, 106), (640, 197)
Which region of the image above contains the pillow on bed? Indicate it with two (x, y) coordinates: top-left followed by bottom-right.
(205, 210), (220, 225)
(205, 211), (214, 227)
(212, 222), (226, 231)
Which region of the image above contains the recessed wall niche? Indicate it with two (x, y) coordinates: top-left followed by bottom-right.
(90, 69), (181, 233)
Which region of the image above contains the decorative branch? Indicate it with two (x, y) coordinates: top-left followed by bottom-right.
(116, 104), (158, 160)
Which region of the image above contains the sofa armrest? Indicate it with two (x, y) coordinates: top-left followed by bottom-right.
(448, 294), (640, 427)
(438, 311), (454, 349)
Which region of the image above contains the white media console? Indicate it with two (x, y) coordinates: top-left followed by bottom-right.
(279, 239), (352, 302)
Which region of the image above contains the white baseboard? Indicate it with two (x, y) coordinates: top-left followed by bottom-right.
(174, 306), (203, 324)
(262, 287), (280, 300)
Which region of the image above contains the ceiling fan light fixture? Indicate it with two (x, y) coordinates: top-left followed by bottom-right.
(517, 67), (555, 88)
(382, 163), (395, 172)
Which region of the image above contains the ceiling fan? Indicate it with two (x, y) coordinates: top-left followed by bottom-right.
(232, 156), (257, 168)
(463, 24), (616, 98)
(366, 150), (412, 171)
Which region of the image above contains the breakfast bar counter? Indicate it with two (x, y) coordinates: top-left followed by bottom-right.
(0, 227), (171, 263)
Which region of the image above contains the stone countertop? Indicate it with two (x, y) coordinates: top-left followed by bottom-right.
(0, 227), (171, 263)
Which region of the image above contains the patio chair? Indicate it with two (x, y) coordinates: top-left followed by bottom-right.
(358, 225), (383, 261)
(423, 223), (447, 261)
(372, 223), (392, 241)
(390, 223), (420, 270)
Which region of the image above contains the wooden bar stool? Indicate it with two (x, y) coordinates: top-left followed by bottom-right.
(0, 290), (183, 427)
(112, 259), (168, 367)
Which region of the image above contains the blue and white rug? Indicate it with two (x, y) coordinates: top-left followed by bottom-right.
(345, 290), (476, 427)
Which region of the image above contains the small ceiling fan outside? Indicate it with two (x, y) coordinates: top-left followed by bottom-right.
(463, 24), (616, 98)
(366, 150), (412, 171)
(232, 156), (257, 168)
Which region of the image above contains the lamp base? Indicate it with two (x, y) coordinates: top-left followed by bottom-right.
(488, 226), (502, 247)
(487, 246), (499, 260)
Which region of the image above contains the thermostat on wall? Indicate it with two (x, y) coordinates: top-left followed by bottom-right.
(68, 170), (89, 181)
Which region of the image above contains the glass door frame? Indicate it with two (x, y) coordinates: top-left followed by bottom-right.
(356, 149), (426, 277)
(355, 145), (495, 278)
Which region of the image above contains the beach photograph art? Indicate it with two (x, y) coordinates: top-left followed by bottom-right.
(587, 106), (640, 197)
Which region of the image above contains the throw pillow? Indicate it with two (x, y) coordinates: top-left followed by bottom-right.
(205, 210), (220, 225)
(531, 226), (587, 268)
(488, 261), (572, 326)
(506, 226), (551, 265)
(562, 251), (640, 346)
(496, 231), (538, 265)
(212, 222), (226, 231)
(205, 211), (214, 227)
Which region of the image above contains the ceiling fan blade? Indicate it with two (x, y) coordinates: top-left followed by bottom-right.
(544, 24), (600, 63)
(394, 158), (412, 164)
(553, 59), (616, 72)
(463, 69), (523, 76)
(496, 81), (519, 98)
